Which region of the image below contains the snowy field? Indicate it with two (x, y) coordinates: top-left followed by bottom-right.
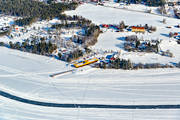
(1, 95), (180, 120)
(65, 3), (179, 25)
(66, 3), (180, 64)
(1, 3), (180, 120)
(103, 2), (160, 14)
(0, 46), (180, 119)
(102, 2), (179, 17)
(1, 96), (180, 120)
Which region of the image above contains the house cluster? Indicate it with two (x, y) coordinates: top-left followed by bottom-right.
(161, 50), (173, 57)
(124, 35), (159, 53)
(0, 26), (10, 33)
(170, 32), (180, 44)
(173, 32), (179, 37)
(13, 26), (27, 33)
(104, 52), (120, 62)
(100, 24), (147, 33)
(6, 25), (30, 38)
(58, 48), (71, 61)
(174, 9), (180, 19)
(95, 52), (121, 68)
(0, 26), (11, 37)
(166, 0), (180, 6)
(100, 24), (120, 31)
(58, 47), (86, 62)
(169, 31), (180, 38)
(35, 0), (85, 3)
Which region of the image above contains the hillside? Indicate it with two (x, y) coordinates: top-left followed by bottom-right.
(0, 2), (180, 120)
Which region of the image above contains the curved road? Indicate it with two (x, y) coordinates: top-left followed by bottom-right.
(1, 90), (180, 109)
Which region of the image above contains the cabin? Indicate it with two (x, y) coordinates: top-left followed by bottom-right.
(110, 57), (116, 61)
(131, 26), (145, 33)
(177, 39), (180, 44)
(161, 50), (173, 57)
(166, 26), (172, 28)
(102, 24), (109, 28)
(91, 0), (98, 3)
(167, 2), (176, 6)
(174, 32), (178, 37)
(177, 24), (180, 28)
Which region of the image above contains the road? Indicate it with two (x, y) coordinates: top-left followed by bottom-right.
(1, 90), (180, 109)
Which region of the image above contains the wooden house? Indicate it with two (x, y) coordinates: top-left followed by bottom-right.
(131, 26), (145, 33)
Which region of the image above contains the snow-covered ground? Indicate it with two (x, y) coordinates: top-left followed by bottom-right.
(0, 15), (15, 27)
(1, 3), (180, 120)
(65, 3), (177, 25)
(0, 46), (180, 119)
(1, 46), (180, 105)
(103, 2), (160, 14)
(0, 17), (81, 44)
(102, 2), (180, 18)
(1, 95), (180, 120)
(93, 29), (180, 64)
(66, 3), (180, 64)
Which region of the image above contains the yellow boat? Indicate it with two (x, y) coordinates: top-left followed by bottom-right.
(73, 58), (98, 68)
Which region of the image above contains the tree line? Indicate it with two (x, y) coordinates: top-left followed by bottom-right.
(52, 17), (100, 47)
(9, 37), (57, 56)
(15, 17), (38, 26)
(117, 0), (166, 6)
(95, 58), (175, 70)
(0, 0), (78, 20)
(124, 35), (159, 53)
